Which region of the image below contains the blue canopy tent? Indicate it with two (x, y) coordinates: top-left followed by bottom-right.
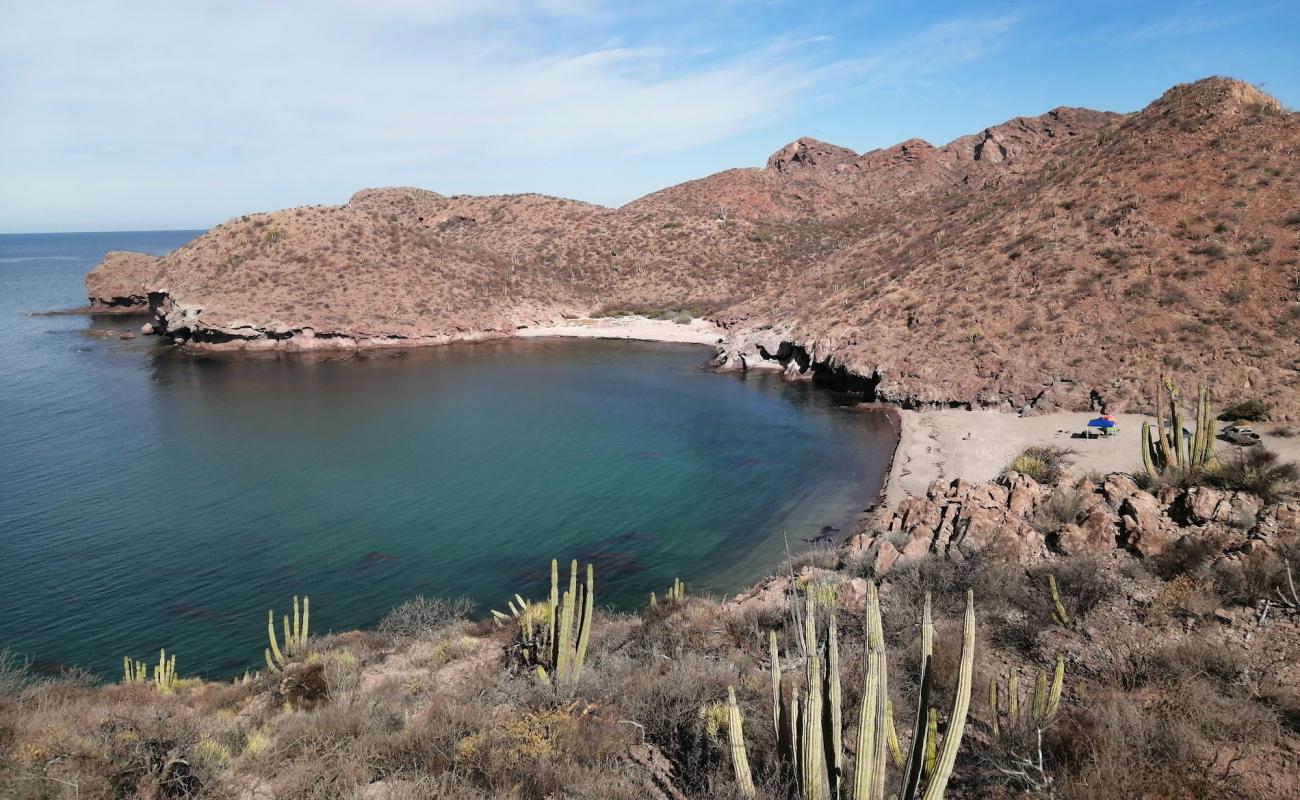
(1086, 417), (1117, 438)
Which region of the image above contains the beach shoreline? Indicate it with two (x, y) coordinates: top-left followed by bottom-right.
(881, 408), (1300, 505)
(514, 315), (725, 346)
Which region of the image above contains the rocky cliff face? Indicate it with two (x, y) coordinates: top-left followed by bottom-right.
(91, 77), (1300, 416)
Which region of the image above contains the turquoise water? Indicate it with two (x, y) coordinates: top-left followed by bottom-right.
(0, 232), (895, 680)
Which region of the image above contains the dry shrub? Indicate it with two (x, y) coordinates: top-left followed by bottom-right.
(1031, 487), (1086, 534)
(1045, 678), (1277, 800)
(1032, 556), (1120, 620)
(1211, 547), (1291, 606)
(378, 596), (475, 640)
(1148, 573), (1219, 621)
(1207, 447), (1300, 504)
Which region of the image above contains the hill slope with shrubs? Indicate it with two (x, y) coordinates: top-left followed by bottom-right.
(88, 77), (1300, 418)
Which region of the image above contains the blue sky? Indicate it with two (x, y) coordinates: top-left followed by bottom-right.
(1, 0), (1297, 233)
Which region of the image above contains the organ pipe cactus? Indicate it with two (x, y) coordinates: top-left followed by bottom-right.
(1142, 378), (1216, 478)
(1048, 575), (1070, 627)
(265, 595), (310, 672)
(749, 585), (976, 800)
(496, 559), (594, 687)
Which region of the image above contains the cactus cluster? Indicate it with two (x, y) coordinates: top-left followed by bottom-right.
(650, 577), (686, 607)
(123, 656), (148, 684)
(728, 585), (976, 799)
(122, 649), (178, 692)
(494, 559), (594, 687)
(1142, 378), (1216, 479)
(154, 649), (177, 692)
(265, 595), (310, 672)
(988, 654), (1065, 737)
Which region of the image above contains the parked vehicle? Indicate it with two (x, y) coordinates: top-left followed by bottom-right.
(1220, 425), (1261, 446)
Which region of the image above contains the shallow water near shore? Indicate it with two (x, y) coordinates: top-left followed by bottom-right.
(0, 231), (895, 679)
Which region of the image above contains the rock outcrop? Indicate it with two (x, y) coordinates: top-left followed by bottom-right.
(88, 77), (1300, 417)
(847, 470), (1296, 574)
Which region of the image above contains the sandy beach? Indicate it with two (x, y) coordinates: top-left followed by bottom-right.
(883, 408), (1300, 504)
(515, 316), (725, 345)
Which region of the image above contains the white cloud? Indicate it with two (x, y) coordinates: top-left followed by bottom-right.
(0, 1), (816, 227)
(0, 2), (1026, 229)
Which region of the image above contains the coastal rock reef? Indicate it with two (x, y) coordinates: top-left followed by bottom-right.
(87, 77), (1300, 417)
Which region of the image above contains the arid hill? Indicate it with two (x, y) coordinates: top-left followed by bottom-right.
(89, 77), (1300, 418)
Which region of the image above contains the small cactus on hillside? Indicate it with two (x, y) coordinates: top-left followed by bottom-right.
(265, 595), (310, 672)
(154, 649), (177, 692)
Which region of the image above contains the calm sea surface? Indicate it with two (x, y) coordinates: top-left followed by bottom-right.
(0, 231), (895, 679)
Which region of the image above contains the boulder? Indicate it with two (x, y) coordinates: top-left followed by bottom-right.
(968, 482), (1009, 510)
(1006, 473), (1044, 517)
(873, 540), (901, 575)
(900, 527), (932, 560)
(1102, 473), (1140, 508)
(1119, 491), (1178, 557)
(953, 505), (1042, 562)
(1172, 486), (1226, 525)
(1055, 505), (1118, 555)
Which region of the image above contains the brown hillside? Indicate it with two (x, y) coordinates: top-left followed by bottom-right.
(91, 77), (1300, 417)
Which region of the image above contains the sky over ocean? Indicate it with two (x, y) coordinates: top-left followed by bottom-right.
(2, 0), (1298, 232)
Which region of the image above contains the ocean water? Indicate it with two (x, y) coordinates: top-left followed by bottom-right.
(0, 231), (896, 679)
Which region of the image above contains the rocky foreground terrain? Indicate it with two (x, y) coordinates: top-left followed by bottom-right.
(86, 77), (1300, 418)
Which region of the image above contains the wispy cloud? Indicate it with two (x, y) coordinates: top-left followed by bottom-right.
(1112, 1), (1273, 42)
(850, 14), (1020, 87)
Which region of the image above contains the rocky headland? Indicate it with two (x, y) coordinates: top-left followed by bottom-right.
(84, 251), (162, 313)
(86, 77), (1299, 418)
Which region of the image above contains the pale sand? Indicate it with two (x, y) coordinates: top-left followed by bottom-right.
(883, 409), (1300, 505)
(515, 316), (725, 345)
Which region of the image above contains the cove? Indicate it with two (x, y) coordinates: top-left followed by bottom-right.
(0, 232), (896, 679)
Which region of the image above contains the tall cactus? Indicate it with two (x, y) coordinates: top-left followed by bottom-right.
(747, 586), (976, 800)
(920, 590), (976, 800)
(899, 593), (934, 799)
(1142, 377), (1216, 478)
(801, 593), (827, 800)
(265, 595), (310, 672)
(727, 686), (757, 798)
